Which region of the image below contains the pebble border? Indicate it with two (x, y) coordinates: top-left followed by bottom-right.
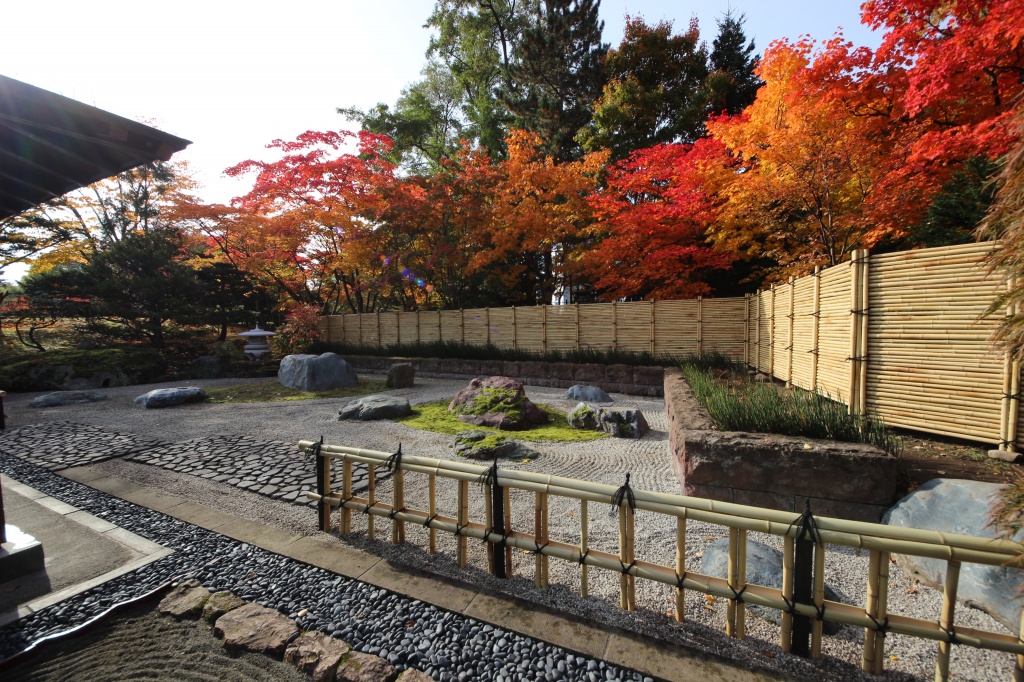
(0, 452), (652, 682)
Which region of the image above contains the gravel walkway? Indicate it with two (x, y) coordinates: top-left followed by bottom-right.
(0, 376), (1018, 681)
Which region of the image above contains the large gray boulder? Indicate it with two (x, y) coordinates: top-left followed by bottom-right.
(565, 385), (612, 403)
(29, 390), (108, 408)
(385, 362), (415, 388)
(448, 376), (548, 430)
(133, 387), (208, 408)
(567, 402), (648, 438)
(702, 538), (843, 634)
(278, 352), (358, 392)
(884, 478), (1024, 631)
(337, 395), (411, 421)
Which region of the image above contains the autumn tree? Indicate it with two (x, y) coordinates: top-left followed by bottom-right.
(578, 16), (709, 160)
(582, 138), (735, 300)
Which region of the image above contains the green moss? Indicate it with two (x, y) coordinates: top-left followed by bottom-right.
(205, 379), (386, 403)
(453, 387), (524, 422)
(397, 400), (607, 442)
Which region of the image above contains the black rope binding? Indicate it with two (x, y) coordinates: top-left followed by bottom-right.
(422, 513), (438, 528)
(867, 613), (890, 636)
(578, 549), (591, 565)
(384, 443), (403, 472)
(729, 584), (748, 604)
(788, 499), (823, 546)
(619, 559), (638, 576)
(674, 570), (688, 589)
(304, 435), (324, 462)
(940, 623), (960, 646)
(530, 540), (549, 556)
(611, 473), (636, 514)
(478, 457), (500, 488)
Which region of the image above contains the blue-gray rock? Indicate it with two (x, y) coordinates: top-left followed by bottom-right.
(337, 395), (411, 421)
(133, 387), (208, 408)
(453, 430), (540, 461)
(702, 538), (844, 634)
(565, 385), (612, 403)
(884, 478), (1024, 631)
(278, 353), (358, 391)
(567, 403), (648, 438)
(29, 390), (108, 408)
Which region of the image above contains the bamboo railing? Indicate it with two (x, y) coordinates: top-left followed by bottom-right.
(300, 439), (1024, 681)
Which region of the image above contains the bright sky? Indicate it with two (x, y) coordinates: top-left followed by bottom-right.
(2, 0), (880, 207)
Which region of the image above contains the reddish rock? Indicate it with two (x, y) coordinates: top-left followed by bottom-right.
(285, 631), (351, 682)
(335, 652), (398, 682)
(214, 602), (299, 657)
(202, 590), (245, 623)
(397, 669), (434, 682)
(448, 376), (549, 430)
(158, 579), (210, 619)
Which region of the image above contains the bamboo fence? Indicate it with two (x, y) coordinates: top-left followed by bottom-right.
(319, 241), (1018, 448)
(300, 439), (1024, 681)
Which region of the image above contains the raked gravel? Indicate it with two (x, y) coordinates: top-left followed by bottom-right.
(1, 376), (1018, 681)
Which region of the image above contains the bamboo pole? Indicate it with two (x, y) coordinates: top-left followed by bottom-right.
(542, 304), (547, 354)
(769, 285), (776, 377)
(936, 560), (961, 682)
(428, 473), (437, 554)
(613, 301), (618, 350)
(849, 250), (862, 414)
(341, 459), (353, 534)
(781, 535), (795, 652)
(812, 541), (825, 658)
(862, 550), (882, 672)
(618, 504), (635, 610)
(1015, 605), (1024, 682)
(392, 466), (405, 544)
(366, 464), (376, 541)
(456, 479), (469, 568)
(504, 487), (513, 576)
(675, 511), (686, 622)
(535, 491), (549, 588)
(787, 277), (795, 388)
(859, 251), (871, 415)
(485, 308), (489, 346)
(650, 301), (656, 355)
(755, 291), (761, 372)
(743, 294), (750, 366)
(580, 499), (589, 598)
(727, 527), (739, 637)
(737, 528), (747, 640)
(485, 483), (495, 575)
(512, 306), (517, 350)
(697, 296), (703, 355)
(874, 551), (891, 676)
(318, 449), (332, 532)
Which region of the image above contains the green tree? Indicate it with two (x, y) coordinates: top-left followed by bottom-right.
(502, 0), (608, 161)
(705, 10), (762, 116)
(578, 16), (709, 159)
(903, 156), (998, 248)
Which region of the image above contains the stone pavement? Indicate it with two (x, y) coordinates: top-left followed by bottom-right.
(0, 421), (164, 470)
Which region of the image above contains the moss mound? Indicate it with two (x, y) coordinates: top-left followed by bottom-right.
(397, 400), (607, 442)
(0, 348), (166, 392)
(204, 379), (386, 403)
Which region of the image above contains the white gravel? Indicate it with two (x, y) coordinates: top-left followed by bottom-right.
(3, 376), (1017, 681)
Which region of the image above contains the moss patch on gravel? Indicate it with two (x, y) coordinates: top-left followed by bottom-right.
(205, 379), (386, 403)
(396, 400), (607, 442)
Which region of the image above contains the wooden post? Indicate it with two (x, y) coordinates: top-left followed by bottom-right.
(612, 301), (618, 351)
(542, 305), (547, 354)
(791, 533), (814, 656)
(874, 551), (891, 676)
(366, 464), (376, 541)
(427, 473), (437, 554)
(781, 535), (795, 652)
(456, 479), (469, 568)
(488, 475), (507, 579)
(848, 250), (860, 414)
(461, 308), (465, 344)
(811, 267), (821, 392)
(485, 482), (495, 574)
(726, 527), (746, 638)
(738, 529), (747, 640)
(743, 294), (750, 366)
(811, 540), (826, 658)
(316, 450), (331, 532)
(754, 291), (761, 372)
(862, 550), (882, 672)
(485, 308), (490, 346)
(376, 311), (381, 349)
(575, 303), (581, 350)
(391, 467), (405, 544)
(512, 306), (517, 351)
(503, 487), (513, 577)
(696, 296), (703, 355)
(340, 459), (353, 535)
(858, 250), (870, 416)
(675, 512), (686, 622)
(769, 285), (776, 378)
(650, 301), (656, 355)
(618, 503), (635, 610)
(935, 561), (961, 682)
(787, 277), (795, 388)
(580, 499), (589, 598)
(358, 313), (363, 347)
(534, 491), (549, 588)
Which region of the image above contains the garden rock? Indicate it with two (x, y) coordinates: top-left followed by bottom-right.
(568, 403), (648, 438)
(214, 602), (299, 657)
(702, 538), (844, 635)
(28, 390), (108, 408)
(453, 430), (540, 460)
(448, 376), (548, 430)
(202, 590), (246, 623)
(397, 670), (434, 682)
(192, 355), (223, 379)
(158, 579), (210, 619)
(883, 478), (1024, 630)
(565, 385), (612, 403)
(337, 395), (412, 421)
(279, 352), (359, 391)
(133, 386), (208, 408)
(335, 651), (397, 682)
(385, 362), (415, 388)
(284, 631), (351, 682)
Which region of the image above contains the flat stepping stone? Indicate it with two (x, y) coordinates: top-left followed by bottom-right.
(337, 395), (412, 421)
(134, 386), (208, 408)
(284, 631), (351, 682)
(29, 390), (109, 408)
(214, 602), (299, 657)
(158, 579), (210, 619)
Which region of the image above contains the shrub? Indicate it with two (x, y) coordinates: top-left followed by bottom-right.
(272, 305), (322, 356)
(681, 364), (902, 456)
(0, 348), (167, 392)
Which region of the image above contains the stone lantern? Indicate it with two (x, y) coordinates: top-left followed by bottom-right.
(237, 325), (275, 361)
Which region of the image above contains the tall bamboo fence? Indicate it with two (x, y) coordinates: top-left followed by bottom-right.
(318, 242), (1017, 449)
(301, 439), (1024, 681)
(319, 299), (748, 359)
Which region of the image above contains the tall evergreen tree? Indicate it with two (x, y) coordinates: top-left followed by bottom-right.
(705, 10), (762, 116)
(502, 0), (608, 161)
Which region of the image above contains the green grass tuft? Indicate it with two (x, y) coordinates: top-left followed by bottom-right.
(396, 400), (607, 442)
(205, 379), (387, 403)
(682, 364), (902, 456)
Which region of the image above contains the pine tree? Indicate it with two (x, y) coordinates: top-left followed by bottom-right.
(502, 0), (608, 161)
(706, 9), (761, 116)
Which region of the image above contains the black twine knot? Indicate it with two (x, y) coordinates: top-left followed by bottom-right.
(940, 623), (960, 646)
(384, 444), (403, 472)
(478, 458), (500, 488)
(578, 549), (591, 565)
(304, 435), (324, 462)
(788, 499), (822, 545)
(619, 559), (638, 576)
(867, 613), (890, 636)
(674, 571), (688, 589)
(422, 513), (438, 528)
(729, 584), (747, 603)
(530, 541), (549, 556)
(611, 473), (636, 513)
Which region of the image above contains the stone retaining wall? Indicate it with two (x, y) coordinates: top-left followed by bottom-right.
(665, 368), (898, 522)
(344, 355), (665, 397)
